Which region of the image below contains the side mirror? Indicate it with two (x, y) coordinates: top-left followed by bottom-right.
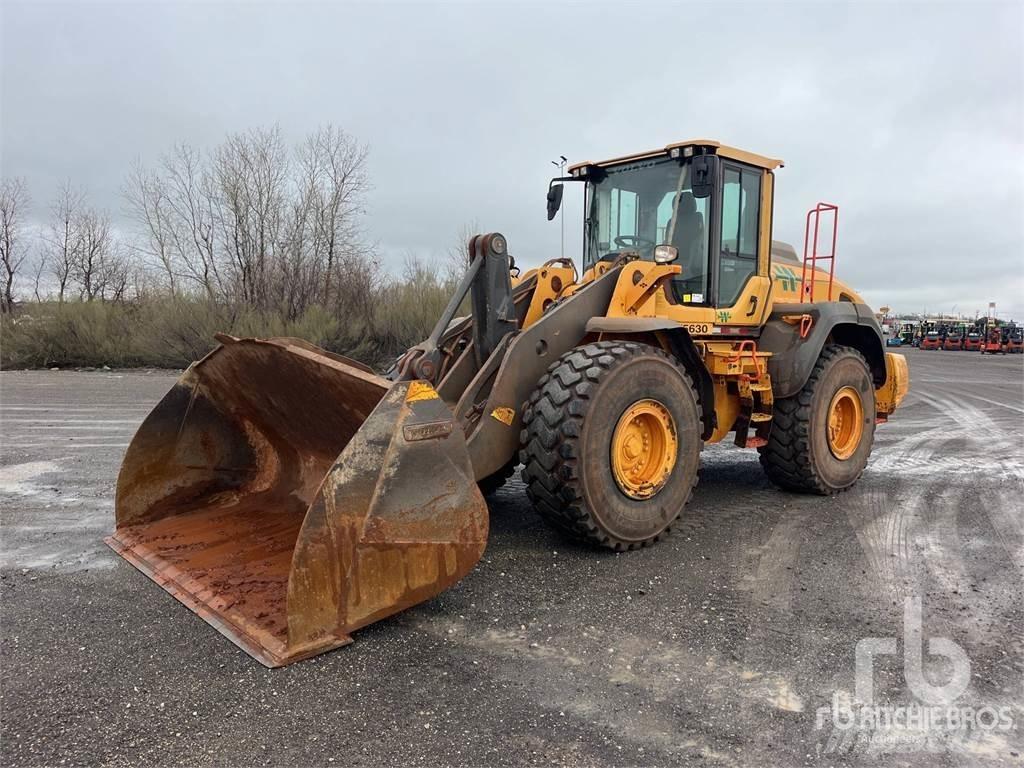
(653, 245), (679, 264)
(546, 183), (564, 221)
(690, 155), (715, 199)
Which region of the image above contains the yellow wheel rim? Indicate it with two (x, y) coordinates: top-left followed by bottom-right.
(826, 386), (864, 460)
(611, 399), (678, 499)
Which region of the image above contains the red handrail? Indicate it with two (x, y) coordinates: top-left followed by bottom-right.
(801, 203), (839, 303)
(727, 339), (764, 381)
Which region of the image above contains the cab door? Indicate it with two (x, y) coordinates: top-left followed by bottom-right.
(711, 162), (772, 328)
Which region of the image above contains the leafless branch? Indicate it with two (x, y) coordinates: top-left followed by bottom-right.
(0, 177), (31, 313)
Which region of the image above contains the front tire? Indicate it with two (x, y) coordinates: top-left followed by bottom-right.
(759, 344), (875, 494)
(478, 458), (516, 496)
(519, 341), (702, 550)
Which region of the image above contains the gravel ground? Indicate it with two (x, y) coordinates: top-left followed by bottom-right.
(1, 349), (1022, 767)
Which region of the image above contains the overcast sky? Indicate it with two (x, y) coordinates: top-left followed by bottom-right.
(2, 1), (1022, 318)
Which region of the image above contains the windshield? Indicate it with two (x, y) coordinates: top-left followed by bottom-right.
(584, 157), (710, 302)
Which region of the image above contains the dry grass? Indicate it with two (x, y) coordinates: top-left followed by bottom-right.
(1, 268), (459, 370)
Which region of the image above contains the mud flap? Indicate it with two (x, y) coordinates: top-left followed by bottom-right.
(107, 337), (488, 667)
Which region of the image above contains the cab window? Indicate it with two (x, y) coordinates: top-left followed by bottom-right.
(604, 188), (638, 244)
(717, 165), (761, 306)
(583, 157), (709, 305)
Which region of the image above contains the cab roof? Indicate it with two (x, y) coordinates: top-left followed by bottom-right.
(567, 139), (784, 173)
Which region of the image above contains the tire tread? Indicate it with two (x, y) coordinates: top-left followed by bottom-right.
(519, 341), (700, 550)
(758, 343), (870, 495)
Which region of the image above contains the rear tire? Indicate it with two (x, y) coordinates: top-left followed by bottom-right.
(759, 344), (875, 494)
(519, 341), (702, 550)
(478, 458), (516, 496)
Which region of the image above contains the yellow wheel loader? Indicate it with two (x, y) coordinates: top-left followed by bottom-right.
(108, 139), (909, 666)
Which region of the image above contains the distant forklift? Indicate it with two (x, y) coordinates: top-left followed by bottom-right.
(982, 323), (1005, 354)
(900, 323), (916, 346)
(964, 327), (983, 351)
(920, 328), (943, 350)
(943, 325), (963, 351)
(1005, 324), (1023, 353)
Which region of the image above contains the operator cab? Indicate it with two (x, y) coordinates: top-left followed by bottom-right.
(548, 140), (781, 312)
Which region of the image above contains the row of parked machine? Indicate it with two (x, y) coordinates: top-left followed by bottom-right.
(887, 320), (1023, 353)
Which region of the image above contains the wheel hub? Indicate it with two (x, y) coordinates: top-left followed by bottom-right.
(611, 400), (678, 499)
(826, 386), (864, 460)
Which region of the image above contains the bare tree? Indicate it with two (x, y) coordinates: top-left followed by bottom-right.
(44, 182), (84, 304)
(38, 183), (132, 304)
(72, 209), (112, 301)
(31, 249), (46, 302)
(126, 146), (226, 300)
(212, 126), (289, 309)
(98, 239), (131, 302)
(125, 123), (375, 319)
(0, 177), (31, 313)
(124, 160), (178, 295)
(445, 220), (480, 281)
(295, 125), (370, 310)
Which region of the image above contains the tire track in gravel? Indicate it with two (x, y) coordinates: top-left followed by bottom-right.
(729, 501), (813, 754)
(836, 361), (1024, 762)
(843, 482), (920, 600)
(909, 386), (1024, 573)
(413, 618), (737, 765)
(850, 383), (1023, 607)
(916, 486), (1011, 646)
(723, 352), (1024, 762)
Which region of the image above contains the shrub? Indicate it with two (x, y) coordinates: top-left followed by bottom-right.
(0, 267), (459, 371)
(2, 302), (140, 368)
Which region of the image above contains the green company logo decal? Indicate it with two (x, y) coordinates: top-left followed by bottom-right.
(716, 310), (731, 324)
(774, 265), (800, 292)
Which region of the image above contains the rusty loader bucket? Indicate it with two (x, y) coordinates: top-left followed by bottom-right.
(107, 337), (488, 667)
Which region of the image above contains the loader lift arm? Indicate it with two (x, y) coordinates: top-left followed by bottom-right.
(391, 233), (517, 384)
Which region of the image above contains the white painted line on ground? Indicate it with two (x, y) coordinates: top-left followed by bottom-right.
(3, 435), (132, 441)
(1, 421), (141, 428)
(5, 439), (130, 446)
(1, 443), (131, 449)
(0, 405), (153, 411)
(4, 426), (135, 431)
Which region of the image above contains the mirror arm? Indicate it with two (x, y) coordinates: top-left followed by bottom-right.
(547, 175), (587, 220)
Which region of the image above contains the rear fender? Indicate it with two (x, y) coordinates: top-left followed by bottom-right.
(760, 302), (886, 399)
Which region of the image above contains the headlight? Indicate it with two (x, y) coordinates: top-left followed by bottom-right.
(654, 245), (679, 264)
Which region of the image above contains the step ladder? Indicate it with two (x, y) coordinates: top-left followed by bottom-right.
(729, 341), (774, 449)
